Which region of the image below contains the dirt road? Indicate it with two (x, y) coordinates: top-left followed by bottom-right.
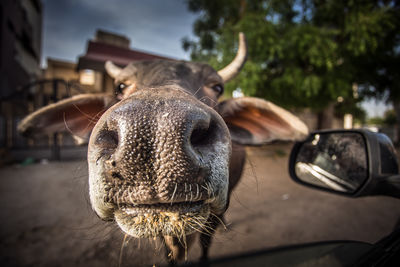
(1, 144), (399, 266)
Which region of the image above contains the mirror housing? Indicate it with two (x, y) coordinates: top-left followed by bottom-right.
(289, 129), (400, 198)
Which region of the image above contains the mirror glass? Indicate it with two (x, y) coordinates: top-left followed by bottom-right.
(295, 132), (368, 193)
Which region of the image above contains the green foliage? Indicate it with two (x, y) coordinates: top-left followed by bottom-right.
(183, 0), (399, 112)
(383, 109), (397, 126)
(367, 116), (385, 126)
(366, 109), (397, 126)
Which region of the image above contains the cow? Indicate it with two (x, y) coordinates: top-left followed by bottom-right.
(18, 33), (308, 264)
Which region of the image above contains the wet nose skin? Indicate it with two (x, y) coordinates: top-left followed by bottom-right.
(88, 87), (231, 205)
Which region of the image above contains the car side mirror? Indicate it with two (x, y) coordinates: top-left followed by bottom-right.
(289, 129), (400, 198)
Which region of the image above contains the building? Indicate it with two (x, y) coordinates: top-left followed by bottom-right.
(76, 29), (172, 93)
(1, 28), (174, 161)
(0, 0), (43, 151)
(43, 29), (174, 95)
(0, 0), (42, 98)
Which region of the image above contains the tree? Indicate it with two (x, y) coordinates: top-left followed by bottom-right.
(183, 0), (398, 129)
(352, 1), (400, 142)
(383, 109), (397, 126)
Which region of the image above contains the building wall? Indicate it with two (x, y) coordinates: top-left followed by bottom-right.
(0, 0), (42, 98)
(20, 0), (42, 59)
(0, 0), (43, 149)
(44, 58), (78, 81)
(44, 58), (113, 95)
(94, 29), (130, 49)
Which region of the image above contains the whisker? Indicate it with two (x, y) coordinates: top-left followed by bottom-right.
(117, 194), (121, 209)
(195, 184), (200, 200)
(207, 182), (214, 198)
(190, 222), (212, 236)
(119, 234), (129, 267)
(63, 112), (81, 138)
(71, 103), (96, 119)
(62, 104), (109, 139)
(170, 183), (178, 204)
(210, 213), (227, 230)
(199, 96), (219, 108)
(189, 220), (212, 236)
(183, 233), (188, 261)
(247, 157), (259, 194)
(193, 86), (203, 97)
(231, 190), (251, 211)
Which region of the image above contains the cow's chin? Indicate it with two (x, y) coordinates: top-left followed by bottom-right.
(114, 201), (210, 238)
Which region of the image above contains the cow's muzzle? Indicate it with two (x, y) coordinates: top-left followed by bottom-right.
(87, 87), (231, 237)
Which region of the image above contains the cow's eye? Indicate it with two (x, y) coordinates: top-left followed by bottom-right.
(115, 83), (126, 94)
(211, 84), (224, 95)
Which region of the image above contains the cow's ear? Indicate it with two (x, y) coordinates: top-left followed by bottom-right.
(18, 94), (116, 141)
(218, 97), (308, 145)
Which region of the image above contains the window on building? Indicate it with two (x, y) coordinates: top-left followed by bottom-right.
(79, 69), (95, 85)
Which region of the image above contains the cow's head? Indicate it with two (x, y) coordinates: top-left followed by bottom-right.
(18, 33), (308, 238)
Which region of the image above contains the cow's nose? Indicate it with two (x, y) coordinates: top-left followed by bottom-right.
(89, 89), (231, 188)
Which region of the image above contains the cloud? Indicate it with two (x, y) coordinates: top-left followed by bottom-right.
(41, 0), (197, 65)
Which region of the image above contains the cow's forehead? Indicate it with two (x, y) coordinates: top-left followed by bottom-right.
(116, 60), (222, 90)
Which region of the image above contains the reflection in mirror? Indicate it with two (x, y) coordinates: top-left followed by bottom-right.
(295, 132), (368, 193)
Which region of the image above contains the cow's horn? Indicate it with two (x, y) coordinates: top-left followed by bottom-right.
(105, 61), (122, 78)
(218, 32), (248, 83)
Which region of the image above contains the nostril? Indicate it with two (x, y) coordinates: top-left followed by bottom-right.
(190, 120), (214, 147)
(95, 129), (119, 151)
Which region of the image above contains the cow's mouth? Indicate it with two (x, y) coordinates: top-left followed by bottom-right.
(114, 201), (210, 238)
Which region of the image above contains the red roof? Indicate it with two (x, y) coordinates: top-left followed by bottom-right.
(77, 41), (174, 71)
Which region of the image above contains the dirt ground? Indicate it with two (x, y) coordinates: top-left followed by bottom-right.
(1, 144), (400, 267)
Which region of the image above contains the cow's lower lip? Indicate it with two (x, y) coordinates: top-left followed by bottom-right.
(119, 201), (205, 215)
(114, 201), (210, 238)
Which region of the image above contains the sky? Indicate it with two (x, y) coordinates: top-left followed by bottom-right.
(362, 99), (391, 118)
(41, 0), (389, 118)
(41, 0), (198, 65)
